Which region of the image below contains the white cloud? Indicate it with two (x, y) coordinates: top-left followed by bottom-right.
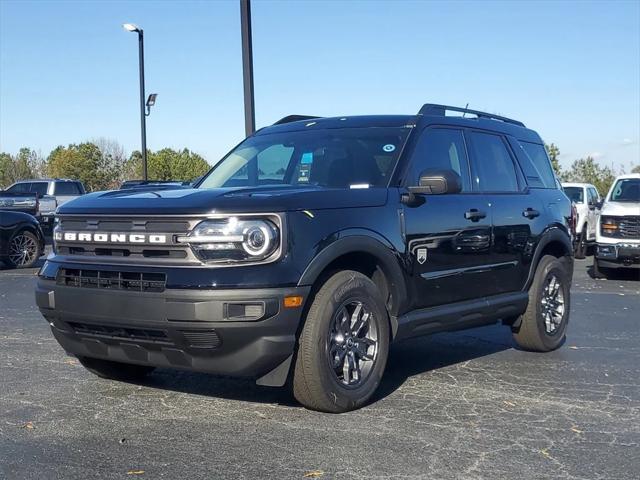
(588, 151), (604, 160)
(621, 138), (637, 146)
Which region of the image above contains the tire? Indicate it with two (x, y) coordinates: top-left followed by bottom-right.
(77, 357), (155, 381)
(6, 230), (41, 269)
(574, 229), (586, 259)
(292, 270), (390, 413)
(592, 258), (609, 279)
(512, 255), (570, 352)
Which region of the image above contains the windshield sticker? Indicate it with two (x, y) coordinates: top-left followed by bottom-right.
(298, 162), (311, 183)
(301, 152), (313, 164)
(383, 144), (396, 153)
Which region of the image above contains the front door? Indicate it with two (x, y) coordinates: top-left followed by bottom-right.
(402, 127), (494, 310)
(586, 187), (600, 241)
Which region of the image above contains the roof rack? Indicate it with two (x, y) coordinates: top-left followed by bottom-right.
(418, 103), (525, 127)
(272, 115), (320, 125)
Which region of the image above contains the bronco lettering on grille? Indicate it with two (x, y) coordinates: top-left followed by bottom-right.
(54, 231), (169, 244)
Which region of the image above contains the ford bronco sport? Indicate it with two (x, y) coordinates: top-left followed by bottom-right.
(36, 104), (574, 412)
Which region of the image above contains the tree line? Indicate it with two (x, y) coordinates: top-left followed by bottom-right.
(0, 139), (211, 191)
(1, 139), (637, 194)
(546, 143), (639, 196)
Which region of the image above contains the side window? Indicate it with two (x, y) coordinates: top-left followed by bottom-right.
(55, 182), (81, 195)
(518, 142), (556, 189)
(6, 183), (30, 193)
(408, 128), (471, 192)
(468, 132), (519, 192)
(30, 182), (49, 196)
(588, 187), (599, 203)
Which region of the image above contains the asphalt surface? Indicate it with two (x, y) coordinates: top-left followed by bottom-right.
(1, 255), (639, 479)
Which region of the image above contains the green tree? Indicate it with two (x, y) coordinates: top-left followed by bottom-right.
(124, 148), (210, 182)
(47, 143), (106, 191)
(562, 156), (616, 195)
(632, 164), (640, 174)
(545, 143), (562, 176)
(0, 148), (45, 188)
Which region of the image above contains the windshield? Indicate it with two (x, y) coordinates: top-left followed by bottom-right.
(198, 127), (410, 189)
(609, 178), (640, 202)
(563, 186), (584, 203)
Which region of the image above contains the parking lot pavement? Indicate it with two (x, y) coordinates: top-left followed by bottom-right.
(0, 258), (638, 480)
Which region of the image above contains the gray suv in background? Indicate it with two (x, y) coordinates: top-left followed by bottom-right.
(4, 179), (86, 228)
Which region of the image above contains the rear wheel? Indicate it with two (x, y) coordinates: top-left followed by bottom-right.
(513, 255), (570, 352)
(293, 270), (390, 413)
(77, 357), (155, 381)
(7, 230), (41, 269)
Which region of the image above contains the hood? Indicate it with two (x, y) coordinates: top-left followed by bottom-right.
(600, 201), (640, 217)
(57, 186), (389, 216)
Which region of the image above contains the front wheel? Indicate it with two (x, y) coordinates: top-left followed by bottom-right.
(292, 270), (390, 413)
(7, 230), (41, 269)
(592, 258), (609, 279)
(77, 357), (155, 381)
(512, 255), (571, 352)
(574, 229), (587, 259)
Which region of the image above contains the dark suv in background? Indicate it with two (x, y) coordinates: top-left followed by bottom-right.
(36, 104), (573, 412)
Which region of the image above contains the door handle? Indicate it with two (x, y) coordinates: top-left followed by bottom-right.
(464, 209), (487, 222)
(522, 208), (540, 219)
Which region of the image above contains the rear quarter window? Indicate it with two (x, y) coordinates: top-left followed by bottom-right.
(55, 182), (81, 195)
(518, 141), (557, 189)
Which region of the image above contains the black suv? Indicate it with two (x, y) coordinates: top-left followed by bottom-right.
(36, 104), (573, 412)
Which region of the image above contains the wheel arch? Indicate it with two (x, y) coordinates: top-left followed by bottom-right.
(524, 227), (573, 290)
(298, 233), (408, 322)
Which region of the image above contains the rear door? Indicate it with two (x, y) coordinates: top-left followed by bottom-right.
(466, 131), (546, 294)
(401, 127), (494, 309)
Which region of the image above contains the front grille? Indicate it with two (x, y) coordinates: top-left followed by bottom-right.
(69, 322), (170, 343)
(59, 219), (190, 232)
(57, 268), (166, 292)
(619, 216), (640, 239)
(55, 215), (201, 264)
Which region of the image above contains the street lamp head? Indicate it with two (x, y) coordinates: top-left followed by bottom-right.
(123, 23), (141, 33)
(146, 94), (158, 107)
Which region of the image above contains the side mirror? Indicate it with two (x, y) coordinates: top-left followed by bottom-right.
(595, 199), (603, 209)
(408, 169), (462, 195)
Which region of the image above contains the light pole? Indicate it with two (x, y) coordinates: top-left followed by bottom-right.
(240, 0), (255, 137)
(123, 23), (157, 181)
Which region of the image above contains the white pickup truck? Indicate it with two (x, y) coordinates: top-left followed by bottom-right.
(562, 182), (601, 258)
(593, 173), (640, 278)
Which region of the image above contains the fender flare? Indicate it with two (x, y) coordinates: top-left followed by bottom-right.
(524, 226), (573, 290)
(297, 233), (408, 319)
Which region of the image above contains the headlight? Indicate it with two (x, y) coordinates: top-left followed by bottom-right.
(178, 216), (281, 264)
(601, 216), (618, 235)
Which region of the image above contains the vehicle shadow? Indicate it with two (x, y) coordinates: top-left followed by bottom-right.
(586, 263), (640, 281)
(0, 256), (46, 271)
(139, 324), (514, 410)
(372, 325), (513, 404)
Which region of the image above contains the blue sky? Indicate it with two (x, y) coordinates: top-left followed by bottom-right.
(1, 0), (638, 171)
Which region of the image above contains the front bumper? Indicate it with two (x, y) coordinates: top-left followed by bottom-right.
(36, 278), (310, 386)
(595, 242), (640, 269)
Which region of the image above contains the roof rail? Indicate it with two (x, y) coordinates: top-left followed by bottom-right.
(418, 103), (525, 127)
(272, 115), (320, 126)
